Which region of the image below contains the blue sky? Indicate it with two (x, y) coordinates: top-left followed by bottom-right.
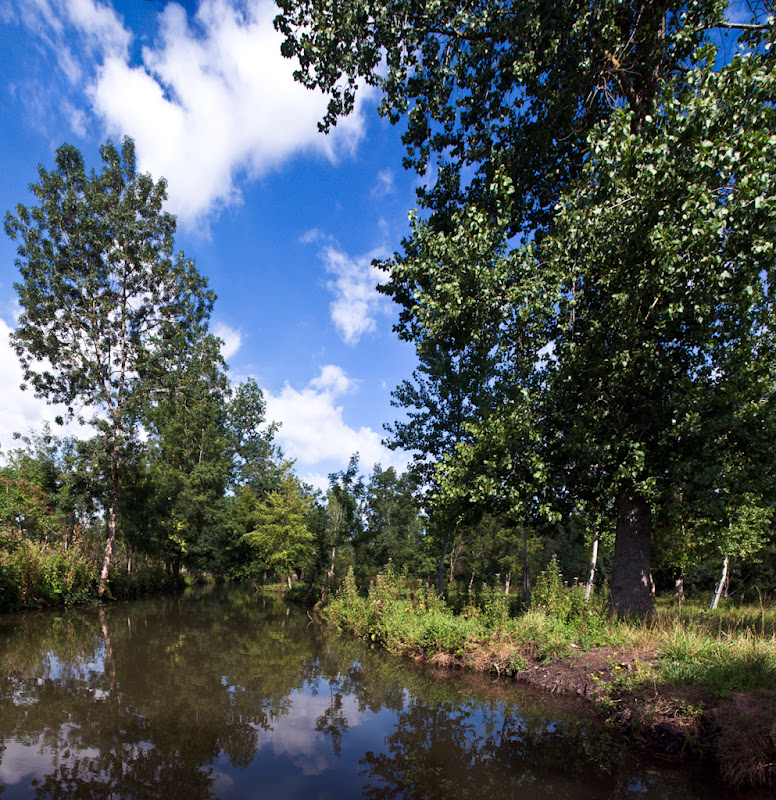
(0, 0), (420, 489)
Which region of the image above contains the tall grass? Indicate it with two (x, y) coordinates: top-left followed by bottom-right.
(0, 534), (93, 610)
(0, 531), (185, 611)
(325, 564), (776, 695)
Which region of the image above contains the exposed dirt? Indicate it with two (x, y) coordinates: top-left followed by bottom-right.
(412, 643), (776, 791)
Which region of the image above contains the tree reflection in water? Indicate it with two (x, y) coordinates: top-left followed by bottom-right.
(0, 587), (721, 799)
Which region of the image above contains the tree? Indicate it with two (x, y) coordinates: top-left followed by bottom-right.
(276, 0), (776, 614)
(322, 454), (364, 595)
(227, 378), (283, 494)
(145, 331), (232, 575)
(356, 465), (425, 582)
(239, 463), (315, 588)
(4, 138), (214, 596)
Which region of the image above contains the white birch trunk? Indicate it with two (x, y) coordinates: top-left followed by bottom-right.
(584, 538), (599, 602)
(710, 556), (729, 610)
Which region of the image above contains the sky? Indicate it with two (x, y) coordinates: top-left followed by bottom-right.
(0, 0), (422, 491)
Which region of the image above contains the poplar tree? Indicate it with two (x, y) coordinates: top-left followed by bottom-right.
(276, 0), (776, 614)
(4, 138), (214, 596)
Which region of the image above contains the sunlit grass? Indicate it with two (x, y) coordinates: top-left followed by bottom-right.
(324, 566), (776, 695)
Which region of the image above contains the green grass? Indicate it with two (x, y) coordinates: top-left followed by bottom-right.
(324, 565), (776, 696)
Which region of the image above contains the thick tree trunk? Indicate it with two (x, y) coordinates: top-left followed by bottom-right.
(585, 537), (599, 602)
(97, 462), (119, 598)
(609, 482), (654, 616)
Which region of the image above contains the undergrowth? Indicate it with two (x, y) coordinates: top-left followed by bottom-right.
(324, 562), (776, 696)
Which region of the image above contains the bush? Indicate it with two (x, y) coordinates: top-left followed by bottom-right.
(0, 537), (95, 611)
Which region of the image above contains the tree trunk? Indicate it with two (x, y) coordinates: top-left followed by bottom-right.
(468, 569), (475, 592)
(584, 537), (599, 602)
(328, 546), (337, 580)
(287, 573), (292, 591)
(437, 537), (448, 595)
(710, 556), (729, 610)
(97, 461), (119, 598)
(609, 482), (653, 616)
(674, 576), (684, 598)
(522, 526), (530, 610)
(504, 572), (511, 595)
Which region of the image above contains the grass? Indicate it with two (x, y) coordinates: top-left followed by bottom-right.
(324, 565), (776, 696)
(323, 567), (776, 788)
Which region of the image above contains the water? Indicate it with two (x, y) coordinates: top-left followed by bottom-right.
(0, 585), (735, 799)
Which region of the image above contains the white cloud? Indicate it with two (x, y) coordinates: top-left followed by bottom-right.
(0, 320), (90, 455)
(319, 244), (391, 345)
(212, 321), (242, 361)
(299, 228), (325, 245)
(370, 168), (395, 197)
(264, 365), (406, 480)
(88, 0), (370, 226)
(13, 0), (372, 227)
(12, 0), (129, 83)
(309, 364), (357, 395)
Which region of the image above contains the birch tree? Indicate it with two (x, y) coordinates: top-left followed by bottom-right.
(4, 138), (214, 596)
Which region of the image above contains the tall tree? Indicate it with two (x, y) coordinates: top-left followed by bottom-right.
(4, 138), (214, 596)
(276, 0), (776, 614)
(146, 331), (232, 575)
(227, 378), (283, 494)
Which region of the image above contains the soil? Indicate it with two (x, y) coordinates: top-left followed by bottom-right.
(415, 643), (776, 791)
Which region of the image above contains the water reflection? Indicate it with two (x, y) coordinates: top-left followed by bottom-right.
(0, 587), (733, 799)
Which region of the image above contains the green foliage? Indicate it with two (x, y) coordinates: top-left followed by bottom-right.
(325, 565), (483, 656)
(277, 0), (776, 616)
(0, 537), (93, 610)
(533, 556), (587, 626)
(0, 472), (58, 540)
(4, 137), (215, 595)
(239, 464), (315, 583)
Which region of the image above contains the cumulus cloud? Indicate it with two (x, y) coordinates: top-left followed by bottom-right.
(13, 0), (372, 226)
(317, 244), (391, 345)
(212, 321), (242, 362)
(0, 319), (90, 455)
(264, 365), (406, 482)
(309, 364), (357, 395)
(92, 0), (370, 225)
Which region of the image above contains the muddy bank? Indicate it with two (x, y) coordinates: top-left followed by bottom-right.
(412, 643), (776, 791)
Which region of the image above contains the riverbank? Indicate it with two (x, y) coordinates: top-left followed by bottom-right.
(322, 566), (776, 790)
(0, 534), (186, 611)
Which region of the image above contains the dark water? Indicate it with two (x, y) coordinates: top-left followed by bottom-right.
(0, 585), (738, 799)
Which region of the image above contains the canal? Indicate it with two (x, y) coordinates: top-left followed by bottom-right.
(0, 585), (738, 798)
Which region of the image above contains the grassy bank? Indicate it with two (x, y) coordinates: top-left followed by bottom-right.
(324, 564), (776, 790)
(0, 533), (185, 611)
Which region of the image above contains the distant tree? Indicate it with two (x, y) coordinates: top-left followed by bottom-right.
(227, 377), (283, 494)
(145, 331), (232, 575)
(4, 138), (214, 596)
(324, 454), (364, 593)
(240, 463), (314, 588)
(356, 465), (425, 581)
